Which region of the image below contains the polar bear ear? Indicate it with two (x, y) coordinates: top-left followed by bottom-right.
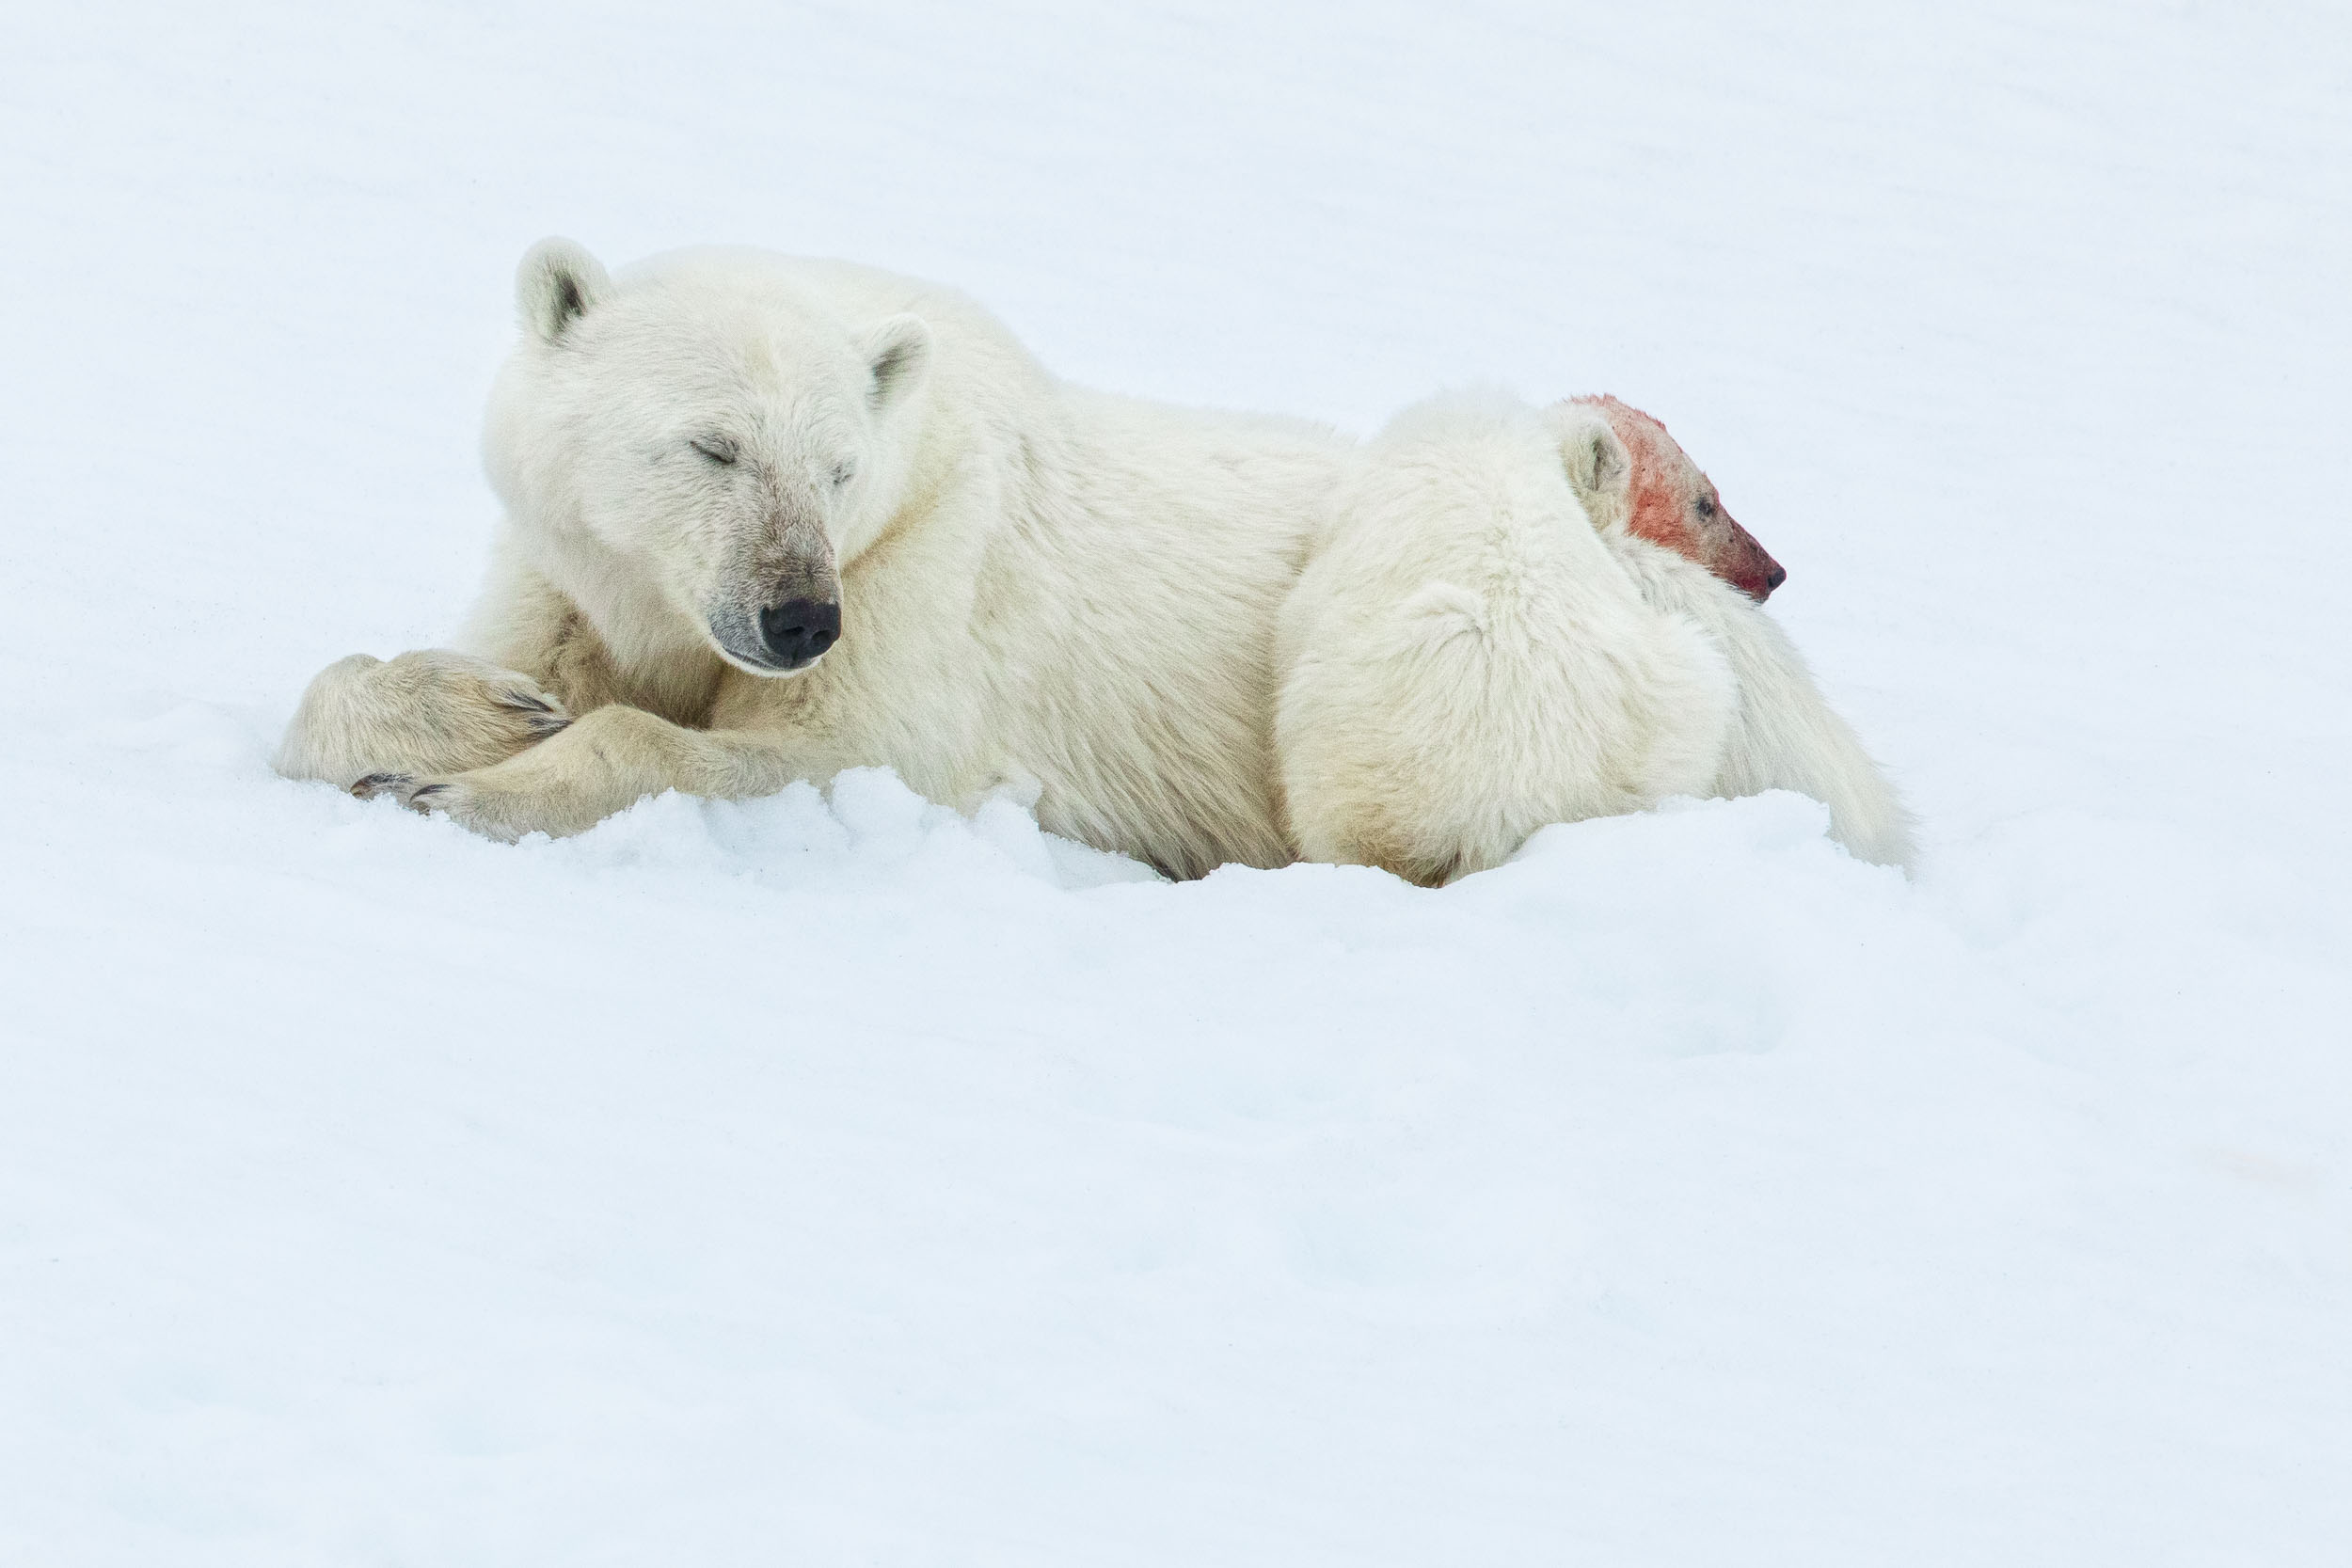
(1554, 403), (1631, 506)
(516, 237), (611, 345)
(862, 313), (932, 408)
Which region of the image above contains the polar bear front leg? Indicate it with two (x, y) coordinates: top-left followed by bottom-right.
(352, 704), (803, 842)
(275, 650), (572, 788)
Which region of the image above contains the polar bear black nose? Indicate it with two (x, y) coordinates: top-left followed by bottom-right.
(757, 597), (841, 668)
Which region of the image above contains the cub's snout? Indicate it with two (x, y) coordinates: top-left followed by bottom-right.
(1724, 515), (1787, 602)
(758, 597), (841, 670)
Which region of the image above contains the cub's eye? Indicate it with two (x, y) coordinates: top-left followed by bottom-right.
(830, 460), (857, 488)
(691, 436), (739, 466)
(1695, 495), (1717, 518)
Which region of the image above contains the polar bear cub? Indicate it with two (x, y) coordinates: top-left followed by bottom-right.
(1277, 393), (1739, 885)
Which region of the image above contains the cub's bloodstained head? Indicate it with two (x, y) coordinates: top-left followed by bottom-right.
(1572, 395), (1785, 601)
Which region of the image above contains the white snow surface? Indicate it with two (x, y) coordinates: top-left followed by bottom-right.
(4, 3), (2348, 1563)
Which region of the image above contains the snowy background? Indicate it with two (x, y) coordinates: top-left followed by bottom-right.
(4, 2), (2348, 1562)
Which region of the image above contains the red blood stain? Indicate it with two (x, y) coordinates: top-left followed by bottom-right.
(1571, 394), (1785, 601)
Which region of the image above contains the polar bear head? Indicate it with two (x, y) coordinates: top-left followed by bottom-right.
(483, 239), (934, 675)
(1552, 395), (1786, 601)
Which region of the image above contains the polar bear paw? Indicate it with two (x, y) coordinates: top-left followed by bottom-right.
(276, 650), (572, 788)
(349, 769), (535, 844)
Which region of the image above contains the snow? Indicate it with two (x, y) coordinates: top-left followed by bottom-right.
(3, 2), (2348, 1562)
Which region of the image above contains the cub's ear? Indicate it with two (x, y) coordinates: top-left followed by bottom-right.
(862, 313), (932, 407)
(1551, 402), (1631, 508)
(516, 237), (611, 344)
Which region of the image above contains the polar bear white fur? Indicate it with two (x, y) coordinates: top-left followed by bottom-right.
(1585, 529), (1918, 871)
(276, 240), (1909, 879)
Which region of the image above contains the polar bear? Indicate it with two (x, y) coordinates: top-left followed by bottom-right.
(276, 239), (1907, 879)
(279, 240), (1346, 877)
(1275, 394), (1739, 884)
(1277, 392), (1914, 883)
